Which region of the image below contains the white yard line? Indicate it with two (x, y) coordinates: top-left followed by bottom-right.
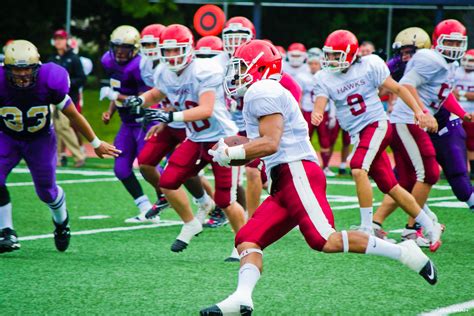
(13, 167), (115, 176)
(18, 220), (182, 241)
(8, 177), (119, 187)
(419, 299), (474, 315)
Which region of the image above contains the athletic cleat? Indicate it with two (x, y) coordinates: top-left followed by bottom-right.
(199, 304), (253, 316)
(423, 208), (446, 232)
(171, 219), (202, 253)
(0, 228), (20, 253)
(204, 206), (229, 228)
(338, 168), (347, 175)
(425, 222), (443, 252)
(323, 167), (336, 177)
(125, 211), (160, 224)
(401, 227), (430, 248)
(399, 240), (437, 285)
(53, 216), (71, 252)
(372, 223), (396, 244)
(350, 225), (374, 236)
(144, 197), (169, 220)
(224, 248), (240, 262)
(195, 198), (215, 225)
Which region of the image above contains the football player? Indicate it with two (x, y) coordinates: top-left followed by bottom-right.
(200, 40), (437, 316)
(124, 24), (246, 255)
(312, 30), (443, 252)
(374, 20), (474, 240)
(0, 40), (119, 253)
(454, 49), (474, 178)
(282, 42), (310, 78)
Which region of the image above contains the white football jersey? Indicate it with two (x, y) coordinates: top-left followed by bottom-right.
(243, 79), (318, 172)
(454, 66), (474, 113)
(295, 70), (315, 112)
(391, 49), (457, 124)
(154, 58), (237, 141)
(140, 57), (155, 88)
(313, 54), (389, 135)
(282, 61), (310, 80)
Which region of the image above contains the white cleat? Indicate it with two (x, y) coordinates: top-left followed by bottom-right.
(124, 212), (160, 224)
(350, 225), (374, 236)
(200, 294), (253, 316)
(224, 247), (240, 262)
(372, 223), (397, 244)
(399, 240), (437, 285)
(425, 222), (443, 252)
(195, 198), (216, 225)
(323, 167), (336, 177)
(171, 218), (203, 252)
(401, 228), (430, 248)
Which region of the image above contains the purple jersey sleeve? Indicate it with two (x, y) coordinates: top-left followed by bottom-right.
(43, 63), (72, 109)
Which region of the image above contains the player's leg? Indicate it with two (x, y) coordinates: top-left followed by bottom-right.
(23, 131), (70, 251)
(339, 129), (351, 175)
(463, 121), (474, 178)
(114, 124), (153, 218)
(160, 139), (206, 252)
(200, 196), (297, 315)
(317, 112), (335, 177)
(432, 126), (474, 209)
(0, 132), (22, 253)
(245, 164), (263, 218)
(183, 175), (216, 224)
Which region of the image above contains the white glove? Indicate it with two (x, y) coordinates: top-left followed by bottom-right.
(99, 87), (119, 101)
(229, 99), (238, 112)
(328, 114), (337, 129)
(208, 138), (231, 167)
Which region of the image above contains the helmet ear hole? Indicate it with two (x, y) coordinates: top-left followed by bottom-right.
(257, 66), (266, 73)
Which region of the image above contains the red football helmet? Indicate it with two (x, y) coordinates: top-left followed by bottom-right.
(195, 36), (223, 58)
(322, 30), (359, 72)
(224, 39), (282, 97)
(222, 16), (256, 55)
(287, 42), (307, 67)
(461, 49), (474, 71)
(159, 24), (194, 72)
(140, 24), (165, 60)
(432, 19), (467, 60)
(275, 45), (286, 58)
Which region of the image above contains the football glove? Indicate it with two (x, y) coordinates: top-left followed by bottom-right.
(123, 95), (144, 108)
(208, 139), (231, 167)
(144, 108), (173, 123)
(99, 86), (119, 101)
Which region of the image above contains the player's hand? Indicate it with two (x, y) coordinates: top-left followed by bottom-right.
(144, 108), (173, 123)
(99, 87), (119, 101)
(463, 112), (473, 122)
(145, 124), (165, 140)
(416, 112), (438, 133)
(123, 95), (144, 108)
(102, 111), (111, 125)
(311, 110), (324, 126)
(94, 141), (121, 158)
(208, 138), (231, 167)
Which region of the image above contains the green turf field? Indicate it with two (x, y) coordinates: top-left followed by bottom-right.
(2, 161), (473, 315)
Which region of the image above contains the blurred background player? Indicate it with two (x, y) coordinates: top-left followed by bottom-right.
(454, 49), (474, 179)
(125, 24), (246, 259)
(359, 40), (375, 56)
(0, 40), (119, 253)
(201, 40), (437, 316)
(49, 29), (87, 167)
(283, 42), (309, 78)
(99, 25), (155, 222)
(312, 30), (442, 252)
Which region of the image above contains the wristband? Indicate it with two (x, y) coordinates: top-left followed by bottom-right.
(91, 137), (101, 149)
(171, 111), (184, 122)
(227, 145), (246, 160)
(459, 90), (467, 97)
(139, 95), (146, 106)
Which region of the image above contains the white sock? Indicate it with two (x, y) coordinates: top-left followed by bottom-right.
(233, 263), (261, 304)
(48, 186), (67, 224)
(195, 192), (211, 205)
(135, 195), (152, 213)
(365, 235), (401, 260)
(340, 162), (346, 169)
(415, 210), (434, 232)
(360, 207), (373, 230)
(422, 204), (431, 213)
(0, 203), (13, 229)
(466, 192), (474, 208)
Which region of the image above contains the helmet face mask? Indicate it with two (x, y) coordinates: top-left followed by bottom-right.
(222, 30), (252, 55)
(436, 35), (467, 60)
(4, 40), (41, 89)
(224, 57), (252, 97)
(5, 64), (40, 89)
(160, 40), (193, 72)
(140, 36), (160, 61)
(110, 43), (137, 64)
(322, 49), (352, 72)
(287, 51), (306, 67)
(461, 51), (474, 71)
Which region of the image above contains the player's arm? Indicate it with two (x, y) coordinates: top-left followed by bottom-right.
(121, 87), (166, 109)
(311, 96), (328, 126)
(453, 88), (474, 101)
(381, 75), (438, 132)
(443, 93), (472, 122)
(61, 102), (121, 158)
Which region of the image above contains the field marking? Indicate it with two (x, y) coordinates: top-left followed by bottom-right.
(79, 215), (111, 220)
(419, 299), (474, 315)
(18, 220), (182, 241)
(13, 167), (115, 176)
(8, 177), (119, 187)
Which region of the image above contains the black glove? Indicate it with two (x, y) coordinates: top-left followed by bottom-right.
(123, 95), (144, 108)
(144, 108), (173, 123)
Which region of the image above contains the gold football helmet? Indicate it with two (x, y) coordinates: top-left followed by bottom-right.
(393, 27), (431, 50)
(4, 40), (41, 89)
(110, 25), (140, 64)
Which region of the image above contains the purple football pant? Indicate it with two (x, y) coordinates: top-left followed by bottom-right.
(0, 130), (58, 203)
(113, 124), (147, 180)
(430, 124), (473, 202)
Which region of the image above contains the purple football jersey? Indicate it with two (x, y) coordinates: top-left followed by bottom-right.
(0, 63), (71, 139)
(101, 51), (149, 124)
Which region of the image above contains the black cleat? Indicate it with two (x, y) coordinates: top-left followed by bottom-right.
(419, 260), (437, 285)
(60, 155), (68, 167)
(338, 168), (347, 175)
(204, 207), (228, 228)
(200, 305), (253, 316)
(53, 216), (71, 252)
(0, 228), (20, 253)
(145, 196), (169, 219)
(224, 257), (240, 263)
(171, 239), (188, 252)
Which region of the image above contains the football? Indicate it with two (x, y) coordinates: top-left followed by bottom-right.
(212, 135), (251, 166)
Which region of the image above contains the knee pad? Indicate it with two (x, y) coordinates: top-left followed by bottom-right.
(0, 185), (10, 206)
